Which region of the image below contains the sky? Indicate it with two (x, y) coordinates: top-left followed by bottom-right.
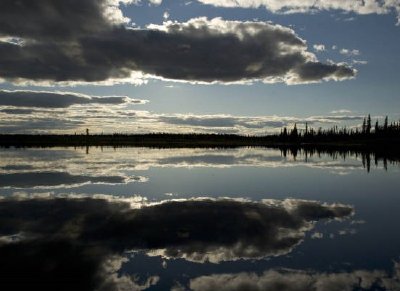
(0, 0), (400, 134)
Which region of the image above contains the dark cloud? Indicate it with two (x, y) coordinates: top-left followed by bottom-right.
(0, 108), (35, 114)
(0, 0), (355, 85)
(0, 118), (84, 133)
(0, 90), (140, 108)
(0, 0), (115, 40)
(0, 172), (138, 188)
(0, 165), (34, 171)
(295, 62), (356, 82)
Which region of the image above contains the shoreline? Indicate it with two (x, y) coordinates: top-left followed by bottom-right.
(1, 133), (399, 149)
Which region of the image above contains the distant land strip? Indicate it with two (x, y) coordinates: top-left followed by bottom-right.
(1, 133), (400, 149)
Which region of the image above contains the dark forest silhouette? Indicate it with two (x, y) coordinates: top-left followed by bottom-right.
(278, 115), (400, 143)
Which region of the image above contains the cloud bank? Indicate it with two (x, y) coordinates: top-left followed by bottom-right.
(0, 90), (365, 134)
(196, 0), (400, 24)
(0, 0), (355, 85)
(0, 90), (145, 108)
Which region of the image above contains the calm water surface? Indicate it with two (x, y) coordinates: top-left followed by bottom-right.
(0, 147), (399, 290)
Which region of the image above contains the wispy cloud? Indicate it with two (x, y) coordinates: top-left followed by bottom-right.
(313, 44), (326, 52)
(340, 48), (361, 56)
(0, 96), (368, 135)
(330, 109), (353, 114)
(0, 99), (365, 134)
(196, 0), (400, 24)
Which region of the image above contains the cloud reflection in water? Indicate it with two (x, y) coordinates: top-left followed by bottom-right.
(179, 265), (400, 291)
(0, 196), (353, 290)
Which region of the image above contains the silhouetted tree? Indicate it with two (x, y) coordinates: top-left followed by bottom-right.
(291, 123), (298, 139)
(282, 127), (288, 138)
(384, 116), (388, 132)
(366, 114), (371, 135)
(362, 118), (366, 134)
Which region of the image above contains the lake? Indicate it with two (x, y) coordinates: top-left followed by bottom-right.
(1, 147), (399, 290)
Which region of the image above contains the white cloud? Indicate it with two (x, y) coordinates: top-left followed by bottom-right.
(353, 60), (368, 65)
(340, 48), (361, 56)
(313, 44), (326, 52)
(149, 0), (162, 5)
(163, 11), (170, 20)
(196, 0), (400, 24)
(330, 109), (352, 114)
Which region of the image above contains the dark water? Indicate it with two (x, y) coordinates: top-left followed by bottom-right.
(0, 147), (399, 290)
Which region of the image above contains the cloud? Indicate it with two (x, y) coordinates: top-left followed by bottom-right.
(196, 0), (400, 24)
(0, 0), (355, 85)
(141, 18), (355, 84)
(353, 60), (368, 65)
(0, 99), (365, 134)
(185, 265), (400, 291)
(158, 115), (286, 129)
(0, 90), (146, 108)
(163, 11), (170, 20)
(149, 0), (163, 5)
(0, 0), (146, 39)
(0, 108), (36, 115)
(313, 44), (326, 52)
(340, 48), (361, 56)
(330, 109), (353, 114)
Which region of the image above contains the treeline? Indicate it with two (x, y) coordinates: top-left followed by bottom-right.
(0, 133), (269, 148)
(0, 115), (399, 148)
(278, 115), (400, 142)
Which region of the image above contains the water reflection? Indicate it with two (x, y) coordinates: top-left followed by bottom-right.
(179, 264), (400, 291)
(0, 147), (395, 190)
(0, 172), (145, 189)
(279, 146), (398, 173)
(0, 197), (352, 290)
(1, 147), (399, 290)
